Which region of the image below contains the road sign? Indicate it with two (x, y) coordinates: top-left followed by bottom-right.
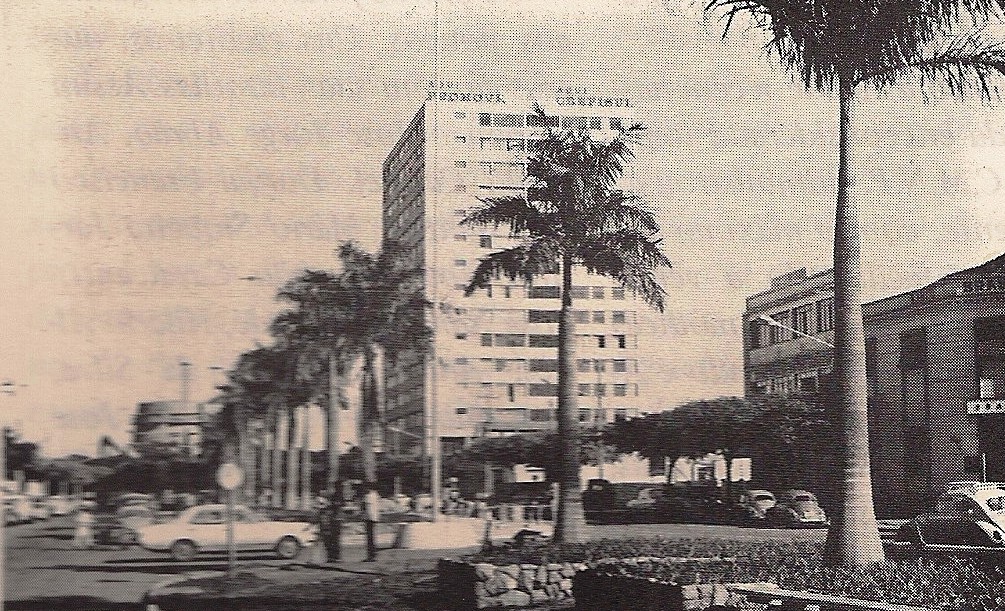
(216, 462), (244, 491)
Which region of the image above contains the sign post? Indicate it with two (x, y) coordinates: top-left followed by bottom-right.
(216, 462), (244, 577)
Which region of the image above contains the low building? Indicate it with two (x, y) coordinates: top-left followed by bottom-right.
(132, 400), (212, 456)
(744, 253), (1005, 515)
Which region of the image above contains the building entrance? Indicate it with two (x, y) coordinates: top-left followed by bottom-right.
(977, 414), (1005, 482)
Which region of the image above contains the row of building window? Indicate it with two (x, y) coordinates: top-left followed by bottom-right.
(751, 370), (831, 395)
(450, 283), (627, 300)
(527, 310), (632, 324)
(752, 297), (835, 347)
(476, 113), (624, 131)
(479, 333), (631, 348)
(451, 357), (638, 373)
(461, 381), (640, 400)
(455, 406), (634, 423)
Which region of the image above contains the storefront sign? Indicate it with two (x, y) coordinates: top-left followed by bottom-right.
(966, 399), (1005, 414)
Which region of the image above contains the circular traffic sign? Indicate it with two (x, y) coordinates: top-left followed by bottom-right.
(216, 462), (245, 490)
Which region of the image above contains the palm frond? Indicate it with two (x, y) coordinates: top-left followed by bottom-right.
(887, 31), (1005, 100)
(577, 230), (672, 312)
(460, 195), (558, 238)
(464, 239), (561, 295)
(582, 191), (660, 236)
(705, 0), (1005, 92)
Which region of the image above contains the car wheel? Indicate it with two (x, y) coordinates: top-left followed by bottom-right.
(170, 540), (198, 562)
(275, 536), (301, 560)
(117, 530), (137, 546)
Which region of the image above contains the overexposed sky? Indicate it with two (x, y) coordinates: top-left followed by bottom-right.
(3, 0), (1005, 456)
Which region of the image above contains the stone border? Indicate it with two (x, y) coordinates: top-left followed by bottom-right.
(438, 557), (756, 610)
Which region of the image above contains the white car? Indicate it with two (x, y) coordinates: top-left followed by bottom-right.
(136, 504), (317, 562)
(48, 495), (74, 516)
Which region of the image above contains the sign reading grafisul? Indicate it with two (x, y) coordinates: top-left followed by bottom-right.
(554, 87), (631, 108)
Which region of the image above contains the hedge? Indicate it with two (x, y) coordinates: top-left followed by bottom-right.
(467, 538), (1005, 610)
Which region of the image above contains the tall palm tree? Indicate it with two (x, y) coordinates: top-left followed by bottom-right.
(277, 270), (351, 494)
(704, 0), (1005, 565)
(334, 241), (430, 486)
(461, 114), (671, 543)
(275, 245), (427, 491)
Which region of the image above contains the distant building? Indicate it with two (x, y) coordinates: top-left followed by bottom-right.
(382, 86), (645, 455)
(132, 400), (215, 456)
(744, 253), (1005, 515)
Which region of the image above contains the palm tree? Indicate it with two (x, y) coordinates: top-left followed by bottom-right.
(461, 114), (671, 542)
(276, 270), (351, 494)
(704, 0), (1005, 565)
(333, 241), (430, 486)
(275, 244), (427, 491)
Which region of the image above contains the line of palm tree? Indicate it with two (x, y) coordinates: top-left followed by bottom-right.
(461, 110), (671, 543)
(275, 241), (429, 494)
(704, 0), (1005, 565)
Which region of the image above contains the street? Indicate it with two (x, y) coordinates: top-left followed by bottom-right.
(5, 516), (296, 610)
(4, 514), (825, 610)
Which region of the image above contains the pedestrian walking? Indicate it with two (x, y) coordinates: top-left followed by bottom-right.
(362, 484), (380, 562)
(319, 487), (343, 562)
(72, 503), (95, 549)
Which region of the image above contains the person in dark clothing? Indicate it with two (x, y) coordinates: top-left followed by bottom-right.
(362, 483), (380, 562)
(319, 486), (344, 562)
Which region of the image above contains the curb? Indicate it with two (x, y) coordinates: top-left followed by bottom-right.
(142, 570), (221, 611)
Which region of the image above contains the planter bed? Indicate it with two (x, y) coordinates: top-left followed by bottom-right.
(443, 538), (1005, 610)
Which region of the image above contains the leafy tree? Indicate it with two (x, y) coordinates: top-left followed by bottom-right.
(703, 0), (1005, 565)
(455, 432), (621, 487)
(462, 111), (671, 542)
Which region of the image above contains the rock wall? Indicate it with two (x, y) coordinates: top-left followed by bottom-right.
(438, 557), (751, 610)
(438, 558), (586, 609)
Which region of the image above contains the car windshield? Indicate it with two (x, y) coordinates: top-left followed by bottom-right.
(753, 494), (774, 502)
(791, 494), (814, 502)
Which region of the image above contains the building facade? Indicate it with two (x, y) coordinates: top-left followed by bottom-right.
(132, 400), (208, 456)
(744, 254), (1005, 515)
(382, 86), (644, 455)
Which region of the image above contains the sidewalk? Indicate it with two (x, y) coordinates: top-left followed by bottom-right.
(142, 543), (482, 611)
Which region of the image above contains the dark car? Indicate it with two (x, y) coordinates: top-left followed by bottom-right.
(765, 490), (828, 528)
(583, 480), (668, 524)
(735, 489), (777, 525)
(893, 482), (1005, 553)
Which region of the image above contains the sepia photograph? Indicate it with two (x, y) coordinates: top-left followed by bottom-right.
(4, 0), (1005, 608)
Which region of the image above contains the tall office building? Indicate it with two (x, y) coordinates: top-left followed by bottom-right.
(382, 86), (645, 455)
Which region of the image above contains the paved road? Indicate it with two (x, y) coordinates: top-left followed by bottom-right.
(4, 515), (823, 610)
(5, 516), (295, 610)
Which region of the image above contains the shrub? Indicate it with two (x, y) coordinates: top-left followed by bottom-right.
(467, 538), (1005, 609)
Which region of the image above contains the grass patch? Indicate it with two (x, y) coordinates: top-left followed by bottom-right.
(468, 538), (1005, 609)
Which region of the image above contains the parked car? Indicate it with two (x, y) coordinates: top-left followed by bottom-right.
(29, 496), (52, 521)
(136, 504), (317, 561)
(893, 481), (1005, 552)
(5, 495), (33, 525)
(735, 489), (777, 524)
(766, 490), (828, 528)
(48, 495), (74, 516)
(625, 487), (665, 510)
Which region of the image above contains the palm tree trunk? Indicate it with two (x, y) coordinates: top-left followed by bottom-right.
(286, 405), (299, 509)
(360, 348), (378, 485)
(301, 404), (312, 509)
(271, 407), (283, 508)
(241, 415), (256, 504)
(327, 355), (343, 491)
(259, 413), (270, 507)
(555, 252), (583, 543)
(822, 75), (884, 566)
